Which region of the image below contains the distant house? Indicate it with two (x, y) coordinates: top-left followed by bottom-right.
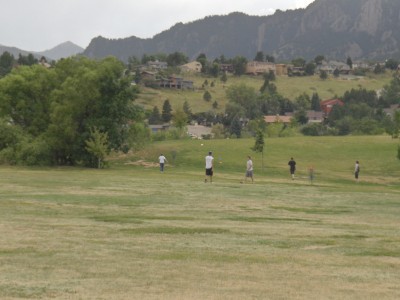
(288, 66), (305, 76)
(39, 56), (51, 68)
(148, 124), (170, 133)
(157, 75), (194, 90)
(140, 71), (156, 80)
(383, 104), (400, 118)
(180, 61), (202, 73)
(320, 99), (344, 115)
(306, 110), (324, 123)
(275, 64), (288, 76)
(264, 115), (292, 124)
(246, 61), (276, 75)
(220, 64), (234, 73)
(316, 61), (351, 74)
(147, 61), (168, 70)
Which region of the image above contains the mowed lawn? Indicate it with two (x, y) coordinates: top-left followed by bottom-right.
(0, 136), (399, 299)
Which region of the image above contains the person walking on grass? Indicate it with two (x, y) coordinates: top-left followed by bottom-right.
(244, 156), (254, 183)
(354, 161), (360, 182)
(205, 151), (214, 183)
(158, 153), (167, 172)
(288, 157), (296, 180)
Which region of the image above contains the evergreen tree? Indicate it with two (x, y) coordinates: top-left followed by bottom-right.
(148, 106), (162, 124)
(230, 117), (242, 138)
(333, 68), (340, 77)
(346, 56), (353, 69)
(254, 51), (264, 62)
(265, 54), (275, 63)
(311, 93), (321, 111)
(17, 53), (38, 66)
(196, 53), (207, 73)
(203, 90), (212, 102)
(319, 70), (328, 80)
(161, 99), (172, 123)
(0, 51), (15, 77)
(314, 55), (325, 65)
(183, 101), (192, 119)
(252, 129), (265, 171)
(305, 62), (316, 75)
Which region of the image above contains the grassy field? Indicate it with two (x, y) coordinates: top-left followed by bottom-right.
(135, 72), (393, 113)
(1, 136), (399, 299)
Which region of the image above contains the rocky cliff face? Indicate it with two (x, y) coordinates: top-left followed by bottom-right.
(83, 0), (400, 62)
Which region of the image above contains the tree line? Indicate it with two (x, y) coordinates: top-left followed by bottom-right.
(1, 49), (400, 166)
(0, 56), (147, 167)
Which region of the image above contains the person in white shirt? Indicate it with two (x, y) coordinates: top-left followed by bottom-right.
(245, 156), (254, 183)
(205, 151), (214, 183)
(354, 160), (360, 182)
(158, 154), (167, 172)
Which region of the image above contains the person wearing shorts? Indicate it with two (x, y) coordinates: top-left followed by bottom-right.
(245, 156), (254, 183)
(205, 151), (214, 183)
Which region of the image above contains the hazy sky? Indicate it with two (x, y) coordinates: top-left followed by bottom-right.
(0, 0), (314, 51)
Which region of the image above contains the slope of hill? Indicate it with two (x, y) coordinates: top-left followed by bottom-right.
(37, 41), (84, 60)
(0, 41), (84, 61)
(0, 44), (44, 60)
(83, 0), (400, 62)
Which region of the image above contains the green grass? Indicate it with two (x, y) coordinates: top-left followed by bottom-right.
(135, 72), (393, 112)
(0, 136), (400, 299)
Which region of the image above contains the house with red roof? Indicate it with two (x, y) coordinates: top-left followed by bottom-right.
(320, 99), (344, 116)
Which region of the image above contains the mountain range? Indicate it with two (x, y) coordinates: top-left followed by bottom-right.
(3, 0), (400, 64)
(83, 0), (400, 62)
(0, 41), (84, 61)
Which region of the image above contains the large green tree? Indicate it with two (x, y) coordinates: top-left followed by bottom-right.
(0, 64), (56, 136)
(0, 56), (142, 166)
(232, 56), (247, 76)
(226, 84), (259, 119)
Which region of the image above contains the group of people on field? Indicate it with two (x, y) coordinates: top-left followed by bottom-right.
(158, 152), (361, 183)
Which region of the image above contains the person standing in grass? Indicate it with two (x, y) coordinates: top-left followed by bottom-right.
(308, 165), (314, 185)
(205, 151), (214, 183)
(288, 157), (296, 180)
(354, 161), (360, 182)
(158, 153), (167, 172)
(244, 156), (254, 183)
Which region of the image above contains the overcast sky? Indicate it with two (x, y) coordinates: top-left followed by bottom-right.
(0, 0), (315, 51)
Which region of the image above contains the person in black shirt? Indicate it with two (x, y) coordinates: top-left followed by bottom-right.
(288, 157), (296, 180)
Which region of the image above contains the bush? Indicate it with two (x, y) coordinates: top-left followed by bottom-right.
(151, 128), (189, 142)
(301, 123), (327, 136)
(15, 137), (52, 166)
(0, 121), (52, 165)
(128, 123), (151, 151)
